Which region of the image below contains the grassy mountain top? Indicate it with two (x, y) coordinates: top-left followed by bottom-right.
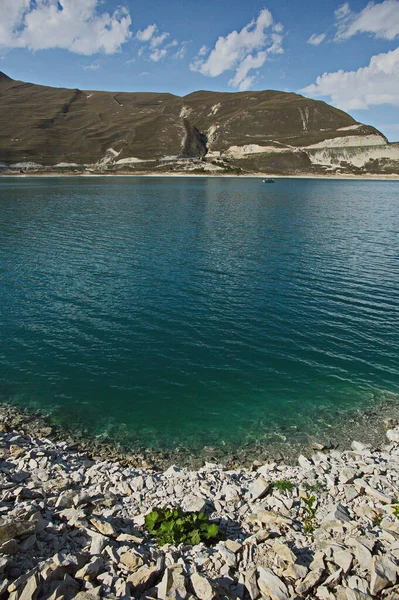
(0, 71), (386, 169)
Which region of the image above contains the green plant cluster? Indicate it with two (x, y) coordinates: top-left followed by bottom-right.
(392, 499), (399, 518)
(145, 508), (219, 546)
(302, 494), (318, 534)
(273, 479), (294, 493)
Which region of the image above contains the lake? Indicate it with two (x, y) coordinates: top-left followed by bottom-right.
(0, 176), (398, 451)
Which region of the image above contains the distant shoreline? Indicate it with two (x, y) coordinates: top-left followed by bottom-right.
(1, 171), (399, 181)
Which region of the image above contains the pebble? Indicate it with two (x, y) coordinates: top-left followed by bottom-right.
(1, 414), (399, 599)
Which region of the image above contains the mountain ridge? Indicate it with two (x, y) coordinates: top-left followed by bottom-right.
(0, 71), (397, 175)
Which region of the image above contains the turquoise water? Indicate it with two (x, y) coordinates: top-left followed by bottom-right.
(0, 176), (398, 450)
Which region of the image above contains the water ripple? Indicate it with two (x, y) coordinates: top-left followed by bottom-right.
(0, 176), (398, 449)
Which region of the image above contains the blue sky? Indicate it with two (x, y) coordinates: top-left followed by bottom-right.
(0, 0), (398, 141)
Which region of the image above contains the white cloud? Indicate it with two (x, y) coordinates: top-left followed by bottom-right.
(335, 3), (352, 21)
(83, 62), (100, 70)
(302, 46), (399, 109)
(150, 32), (169, 48)
(198, 45), (208, 56)
(190, 9), (283, 90)
(234, 76), (255, 91)
(136, 24), (157, 42)
(334, 0), (399, 41)
(228, 50), (268, 90)
(269, 33), (284, 54)
(173, 41), (188, 60)
(149, 48), (167, 62)
(0, 0), (132, 55)
(135, 23), (186, 62)
(307, 33), (326, 45)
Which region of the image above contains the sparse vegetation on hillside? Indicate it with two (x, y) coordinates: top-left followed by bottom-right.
(0, 70), (392, 174)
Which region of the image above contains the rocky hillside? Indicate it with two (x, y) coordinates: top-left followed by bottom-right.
(0, 71), (398, 175)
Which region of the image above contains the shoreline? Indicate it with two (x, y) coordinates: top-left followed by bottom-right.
(1, 172), (399, 181)
(2, 392), (399, 470)
(1, 404), (399, 599)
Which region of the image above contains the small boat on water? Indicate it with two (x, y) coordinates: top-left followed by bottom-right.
(262, 178), (275, 183)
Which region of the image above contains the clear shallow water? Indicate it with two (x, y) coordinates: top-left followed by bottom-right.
(0, 176), (398, 450)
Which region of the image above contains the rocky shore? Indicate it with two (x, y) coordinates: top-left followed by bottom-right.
(1, 410), (399, 599)
(1, 396), (399, 472)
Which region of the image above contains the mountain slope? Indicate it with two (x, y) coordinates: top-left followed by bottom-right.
(179, 89), (383, 149)
(0, 71), (396, 174)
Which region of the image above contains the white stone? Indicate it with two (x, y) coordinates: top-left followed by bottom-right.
(271, 541), (296, 564)
(296, 569), (325, 596)
(217, 544), (237, 568)
(352, 440), (371, 452)
(370, 556), (397, 596)
(339, 468), (357, 484)
(249, 477), (271, 500)
(75, 557), (104, 581)
(88, 517), (115, 537)
(17, 573), (39, 600)
(257, 567), (289, 600)
(323, 503), (351, 524)
(298, 455), (313, 469)
(182, 494), (207, 513)
(191, 572), (215, 600)
(223, 485), (241, 502)
(128, 565), (161, 594)
(283, 564), (308, 581)
(364, 484), (393, 504)
(324, 568), (343, 588)
(158, 567), (186, 600)
(332, 549), (353, 574)
(164, 465), (182, 476)
(386, 429), (399, 443)
(244, 569), (260, 600)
